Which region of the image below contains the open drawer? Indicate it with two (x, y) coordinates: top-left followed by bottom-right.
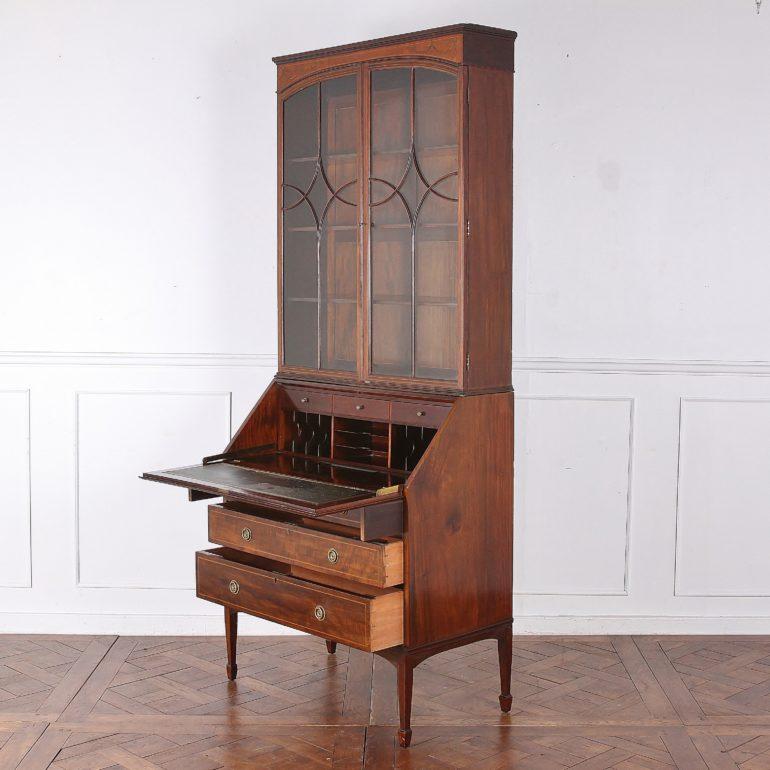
(196, 548), (403, 652)
(209, 504), (403, 587)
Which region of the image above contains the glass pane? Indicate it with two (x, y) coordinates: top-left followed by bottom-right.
(369, 67), (459, 381)
(283, 83), (318, 198)
(371, 68), (410, 153)
(320, 76), (358, 371)
(282, 75), (358, 372)
(415, 68), (459, 180)
(284, 296), (318, 368)
(416, 193), (457, 381)
(321, 205), (357, 372)
(371, 192), (412, 376)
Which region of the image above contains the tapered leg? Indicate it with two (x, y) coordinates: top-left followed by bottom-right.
(325, 640), (337, 654)
(225, 607), (238, 681)
(397, 657), (414, 748)
(497, 622), (512, 712)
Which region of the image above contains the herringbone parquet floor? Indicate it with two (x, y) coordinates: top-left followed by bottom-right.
(2, 635), (770, 768)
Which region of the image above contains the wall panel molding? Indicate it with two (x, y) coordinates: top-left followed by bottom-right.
(0, 388), (31, 588)
(674, 397), (770, 598)
(0, 352), (276, 368)
(514, 395), (635, 597)
(75, 390), (233, 590)
(512, 357), (770, 377)
(3, 351), (770, 376)
(2, 358), (770, 632)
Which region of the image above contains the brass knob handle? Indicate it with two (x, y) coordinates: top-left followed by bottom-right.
(241, 527), (252, 541)
(314, 605), (326, 621)
(229, 580), (240, 595)
(300, 397), (309, 403)
(327, 548), (339, 564)
(355, 404), (364, 411)
(416, 410), (426, 417)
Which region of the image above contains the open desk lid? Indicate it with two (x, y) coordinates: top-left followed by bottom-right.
(141, 459), (400, 516)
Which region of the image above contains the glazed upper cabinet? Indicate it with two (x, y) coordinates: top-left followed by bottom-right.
(277, 25), (513, 394)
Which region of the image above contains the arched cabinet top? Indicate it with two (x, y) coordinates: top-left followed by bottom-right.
(274, 23), (515, 94)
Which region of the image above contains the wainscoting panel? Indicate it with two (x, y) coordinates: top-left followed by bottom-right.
(1, 354), (770, 634)
(675, 398), (770, 597)
(514, 396), (633, 596)
(76, 391), (232, 589)
(0, 389), (31, 587)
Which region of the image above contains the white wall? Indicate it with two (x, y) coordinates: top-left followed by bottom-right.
(1, 0), (769, 634)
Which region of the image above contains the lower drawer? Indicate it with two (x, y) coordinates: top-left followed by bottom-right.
(196, 548), (403, 652)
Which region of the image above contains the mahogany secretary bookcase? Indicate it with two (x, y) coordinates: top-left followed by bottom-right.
(144, 24), (515, 748)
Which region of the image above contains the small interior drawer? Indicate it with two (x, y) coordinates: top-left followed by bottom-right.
(283, 385), (332, 414)
(209, 504), (403, 587)
(196, 548), (403, 652)
(321, 498), (403, 541)
(390, 400), (451, 429)
(332, 394), (389, 421)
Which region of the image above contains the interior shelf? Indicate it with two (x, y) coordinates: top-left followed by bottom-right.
(286, 297), (356, 304)
(286, 152), (357, 163)
(372, 295), (457, 307)
(372, 222), (456, 230)
(371, 143), (458, 156)
(285, 225), (358, 232)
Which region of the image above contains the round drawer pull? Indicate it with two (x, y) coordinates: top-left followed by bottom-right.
(314, 605), (326, 621)
(327, 548), (339, 564)
(228, 580), (240, 595)
(300, 397), (309, 403)
(416, 410), (426, 417)
(241, 527), (252, 541)
(355, 404), (365, 411)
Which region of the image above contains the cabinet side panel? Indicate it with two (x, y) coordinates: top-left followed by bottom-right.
(465, 67), (513, 392)
(404, 392), (513, 647)
(462, 31), (515, 71)
(225, 381), (280, 452)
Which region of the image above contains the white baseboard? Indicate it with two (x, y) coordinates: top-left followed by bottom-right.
(5, 612), (770, 636)
(514, 615), (770, 635)
(0, 613), (304, 636)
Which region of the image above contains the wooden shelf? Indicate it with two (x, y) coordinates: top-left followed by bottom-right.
(371, 223), (456, 230)
(372, 295), (457, 307)
(286, 297), (356, 304)
(371, 143), (458, 156)
(286, 151), (357, 162)
(285, 225), (357, 232)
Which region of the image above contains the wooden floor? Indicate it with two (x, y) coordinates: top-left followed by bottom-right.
(1, 636), (770, 768)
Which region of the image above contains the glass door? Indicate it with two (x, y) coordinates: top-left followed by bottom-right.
(368, 66), (460, 382)
(281, 74), (359, 373)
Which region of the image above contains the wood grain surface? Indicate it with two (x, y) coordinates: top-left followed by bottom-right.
(5, 634), (770, 767)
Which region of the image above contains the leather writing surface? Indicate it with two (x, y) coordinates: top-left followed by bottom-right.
(145, 462), (369, 507)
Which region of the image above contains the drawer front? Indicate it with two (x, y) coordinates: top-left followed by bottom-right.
(323, 499), (404, 541)
(283, 386), (332, 414)
(196, 549), (403, 652)
(332, 394), (389, 421)
(390, 400), (451, 429)
(209, 505), (403, 587)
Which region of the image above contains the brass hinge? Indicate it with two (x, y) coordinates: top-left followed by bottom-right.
(466, 354), (470, 370)
(465, 220), (470, 238)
